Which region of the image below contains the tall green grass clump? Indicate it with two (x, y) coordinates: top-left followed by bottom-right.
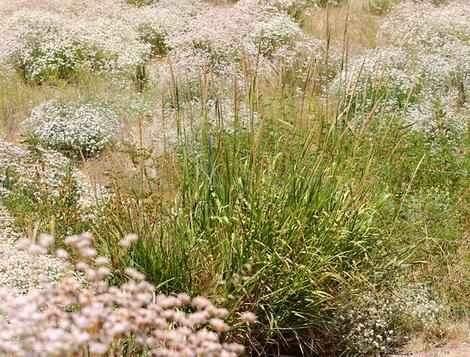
(92, 97), (405, 354)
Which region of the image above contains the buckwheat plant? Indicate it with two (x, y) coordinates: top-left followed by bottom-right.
(333, 46), (419, 115)
(338, 292), (396, 356)
(0, 0), (313, 102)
(23, 100), (121, 157)
(0, 140), (96, 287)
(0, 232), (248, 357)
(396, 283), (443, 334)
(0, 138), (93, 205)
(0, 10), (110, 83)
(379, 0), (470, 140)
(333, 0), (470, 143)
(250, 11), (301, 56)
(0, 205), (66, 293)
(0, 3), (151, 83)
(337, 286), (443, 356)
(148, 0), (301, 100)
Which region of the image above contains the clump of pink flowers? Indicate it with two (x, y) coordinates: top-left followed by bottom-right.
(0, 232), (250, 356)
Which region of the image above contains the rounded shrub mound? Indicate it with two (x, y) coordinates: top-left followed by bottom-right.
(3, 12), (109, 84)
(0, 8), (152, 84)
(23, 100), (121, 157)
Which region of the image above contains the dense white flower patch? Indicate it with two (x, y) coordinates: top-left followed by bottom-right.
(338, 286), (443, 355)
(0, 10), (108, 83)
(333, 0), (470, 141)
(335, 47), (418, 112)
(171, 0), (300, 58)
(379, 1), (470, 54)
(146, 0), (302, 100)
(0, 0), (303, 87)
(24, 100), (121, 157)
(399, 284), (442, 328)
(339, 294), (395, 355)
(0, 138), (93, 206)
(251, 12), (301, 56)
(0, 1), (151, 82)
(380, 0), (470, 140)
(0, 139), (103, 292)
(0, 204), (65, 293)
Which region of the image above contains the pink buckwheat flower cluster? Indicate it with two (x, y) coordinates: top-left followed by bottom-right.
(0, 232), (249, 357)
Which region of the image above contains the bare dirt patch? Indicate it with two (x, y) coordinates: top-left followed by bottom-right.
(393, 323), (470, 357)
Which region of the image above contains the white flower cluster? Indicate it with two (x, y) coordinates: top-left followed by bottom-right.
(381, 0), (470, 142)
(168, 0), (300, 61)
(251, 11), (302, 56)
(338, 285), (443, 356)
(0, 1), (151, 82)
(0, 232), (250, 357)
(334, 0), (470, 142)
(24, 100), (121, 157)
(396, 283), (443, 332)
(133, 0), (206, 58)
(0, 10), (107, 83)
(0, 0), (303, 87)
(0, 138), (93, 207)
(379, 1), (470, 54)
(338, 292), (396, 355)
(148, 0), (301, 99)
(335, 47), (417, 113)
(0, 204), (65, 293)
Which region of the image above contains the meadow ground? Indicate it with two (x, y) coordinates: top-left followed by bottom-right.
(0, 0), (469, 355)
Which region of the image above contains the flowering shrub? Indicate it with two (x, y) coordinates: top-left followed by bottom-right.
(398, 284), (443, 333)
(0, 0), (304, 96)
(0, 138), (92, 203)
(335, 47), (419, 114)
(0, 4), (151, 83)
(0, 232), (249, 356)
(379, 0), (470, 140)
(133, 1), (202, 59)
(338, 293), (396, 355)
(333, 0), (470, 143)
(146, 0), (301, 101)
(0, 204), (66, 293)
(337, 286), (443, 356)
(0, 139), (97, 269)
(379, 1), (470, 54)
(24, 100), (121, 157)
(1, 11), (109, 83)
(0, 0), (466, 355)
(250, 11), (301, 56)
(137, 23), (169, 58)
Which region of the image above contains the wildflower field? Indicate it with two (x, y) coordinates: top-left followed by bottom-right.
(0, 0), (469, 355)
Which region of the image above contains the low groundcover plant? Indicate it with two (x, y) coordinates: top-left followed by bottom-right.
(0, 232), (253, 357)
(23, 100), (122, 157)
